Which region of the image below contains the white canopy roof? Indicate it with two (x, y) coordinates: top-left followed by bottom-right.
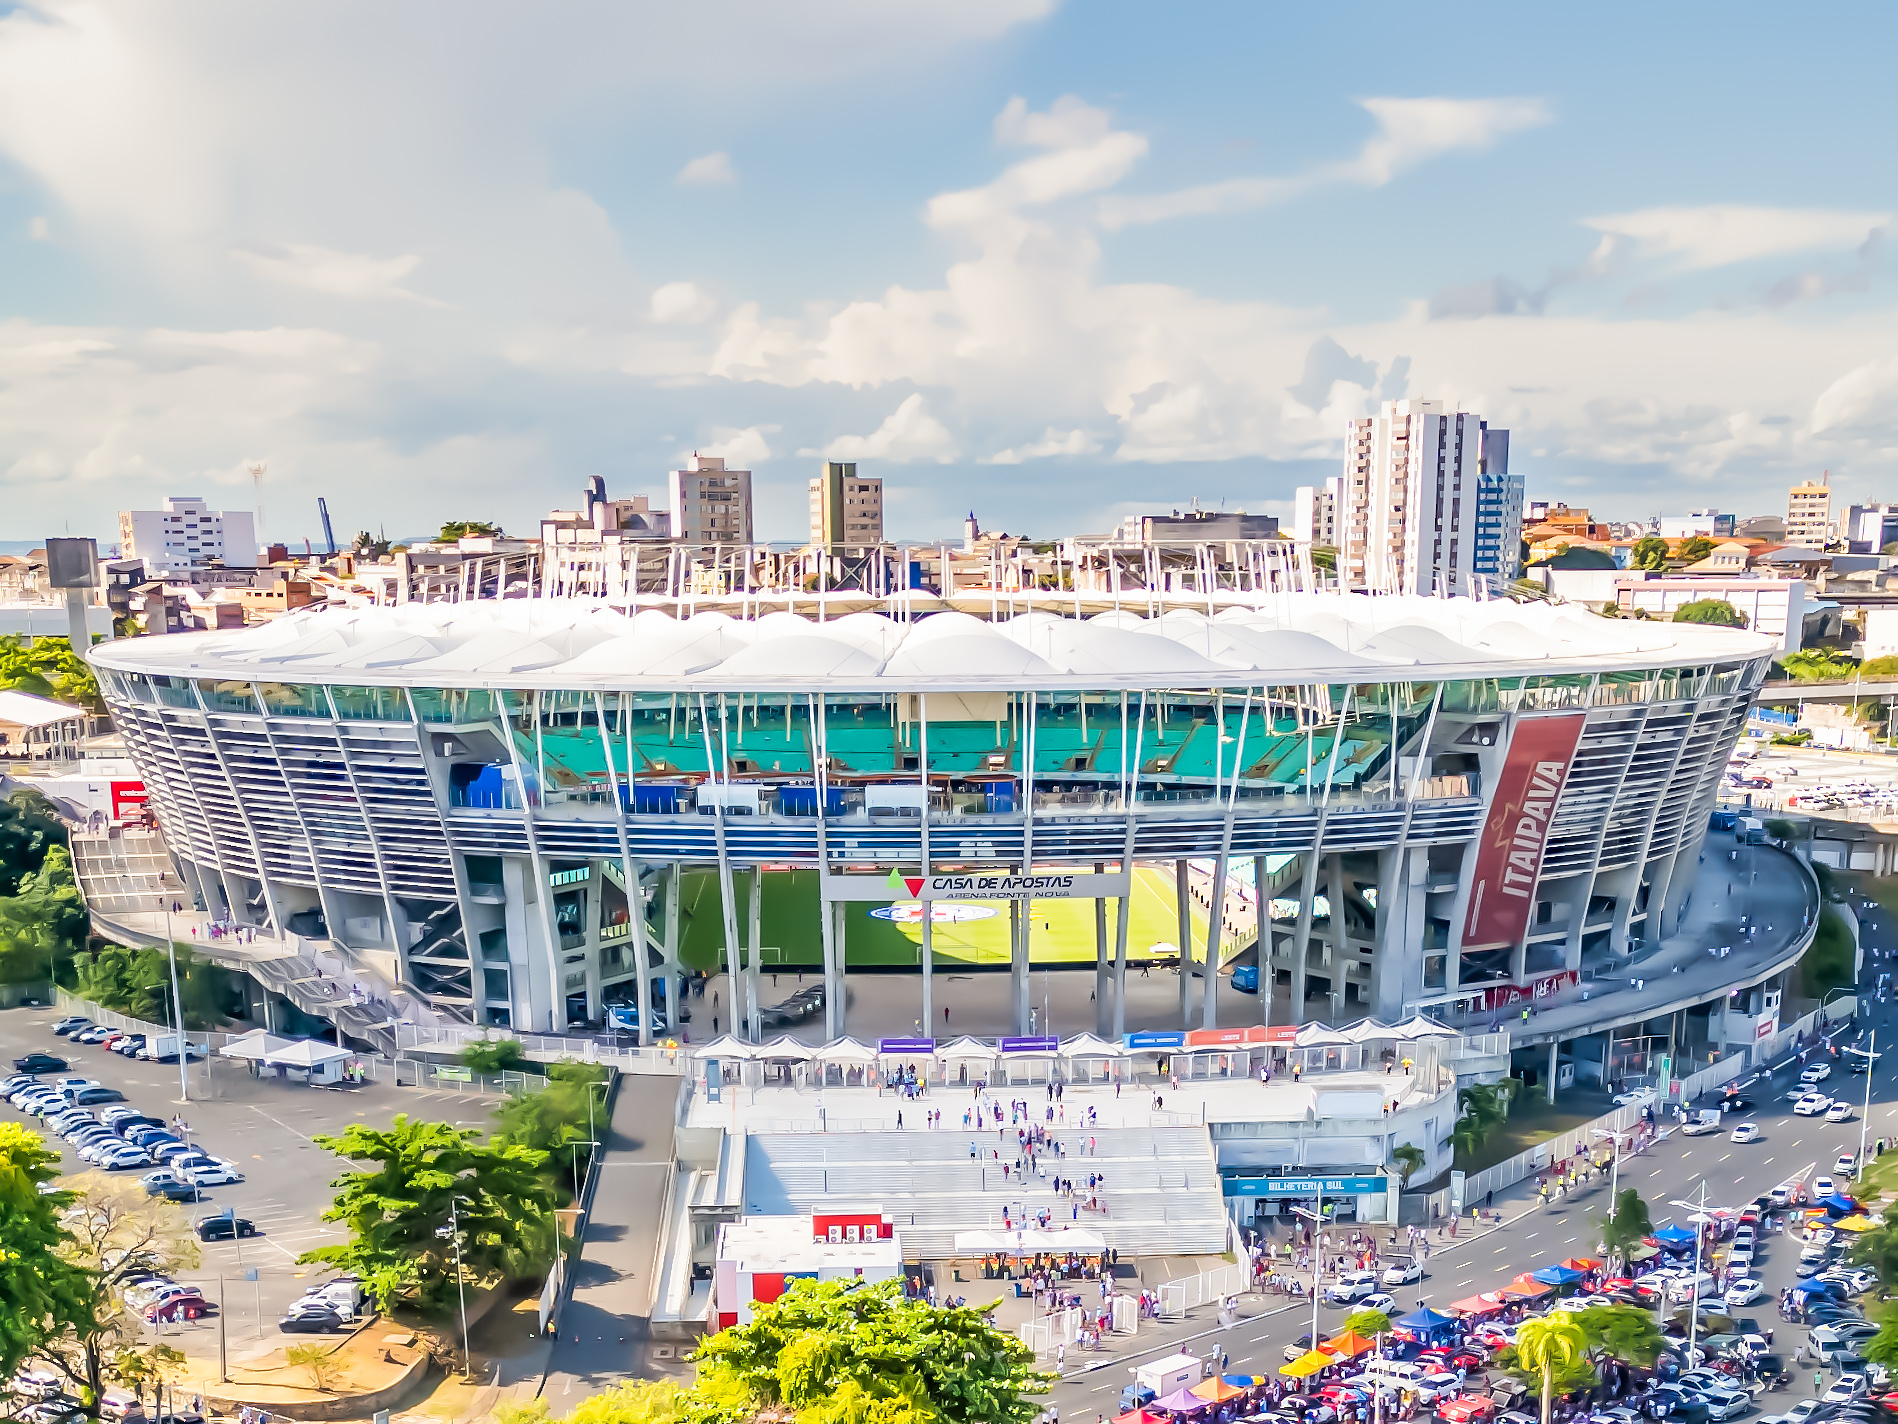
(1339, 1019), (1397, 1045)
(937, 1035), (998, 1060)
(756, 1035), (815, 1061)
(1060, 1033), (1129, 1058)
(265, 1038), (352, 1067)
(953, 1227), (1106, 1255)
(1294, 1024), (1353, 1048)
(219, 1032), (294, 1060)
(814, 1036), (877, 1063)
(692, 1034), (758, 1060)
(92, 593), (1774, 694)
(1395, 1015), (1460, 1040)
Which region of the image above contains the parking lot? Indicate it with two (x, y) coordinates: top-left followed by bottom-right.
(0, 1008), (502, 1363)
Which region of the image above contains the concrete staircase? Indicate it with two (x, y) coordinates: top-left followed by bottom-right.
(744, 1125), (1228, 1259)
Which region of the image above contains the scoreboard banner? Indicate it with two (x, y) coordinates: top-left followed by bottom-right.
(821, 870), (1131, 902)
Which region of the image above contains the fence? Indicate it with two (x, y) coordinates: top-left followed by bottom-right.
(1019, 1307), (1082, 1359)
(1756, 996), (1857, 1066)
(1457, 1097), (1651, 1208)
(1155, 1263), (1246, 1320)
(391, 1021), (684, 1076)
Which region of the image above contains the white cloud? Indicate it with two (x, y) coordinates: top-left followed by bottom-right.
(676, 151), (736, 187)
(1811, 355), (1898, 436)
(649, 281), (718, 324)
(232, 242), (438, 303)
(690, 424), (774, 467)
(823, 394), (957, 462)
(27, 215), (49, 241)
(1582, 205), (1891, 272)
(927, 95), (1146, 231)
(981, 427), (1102, 464)
(1098, 96), (1551, 229)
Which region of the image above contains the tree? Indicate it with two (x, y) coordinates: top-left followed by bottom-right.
(492, 1063), (611, 1199)
(1574, 1303), (1665, 1369)
(1450, 1080), (1515, 1158)
(1803, 906), (1857, 998)
(461, 1039), (528, 1073)
(0, 1124), (89, 1383)
(1597, 1188), (1652, 1270)
(1672, 599), (1747, 629)
(0, 635), (103, 712)
(0, 789), (70, 896)
(1390, 1145), (1426, 1189)
(1858, 1301), (1898, 1369)
(36, 1172), (200, 1411)
(1780, 649), (1857, 682)
(108, 1344), (183, 1413)
(1675, 537), (1715, 565)
(1630, 536), (1671, 573)
(691, 1278), (1048, 1424)
(1511, 1312), (1592, 1424)
(1860, 656), (1898, 679)
(0, 845), (91, 986)
(284, 1342), (345, 1392)
(439, 521), (502, 542)
(1343, 1309), (1393, 1339)
(298, 1114), (556, 1315)
(497, 1380), (686, 1424)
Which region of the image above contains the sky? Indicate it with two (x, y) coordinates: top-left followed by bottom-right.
(1, 2), (1896, 549)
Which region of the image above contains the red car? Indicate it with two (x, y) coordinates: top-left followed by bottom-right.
(145, 1298), (210, 1323)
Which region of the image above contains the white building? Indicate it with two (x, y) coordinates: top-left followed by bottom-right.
(1290, 478), (1340, 549)
(668, 456), (753, 547)
(1614, 574), (1808, 654)
(117, 497), (257, 575)
(1336, 400), (1484, 596)
(1786, 473), (1832, 549)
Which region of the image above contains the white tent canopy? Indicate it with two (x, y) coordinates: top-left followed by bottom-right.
(264, 1039), (352, 1068)
(692, 1034), (758, 1060)
(219, 1032), (294, 1060)
(953, 1227), (1106, 1255)
(1339, 1019), (1396, 1045)
(1060, 1033), (1128, 1058)
(756, 1035), (815, 1061)
(1294, 1024), (1352, 1048)
(937, 1036), (998, 1060)
(1395, 1015), (1459, 1039)
(815, 1037), (877, 1064)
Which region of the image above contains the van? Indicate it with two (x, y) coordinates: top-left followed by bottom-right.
(98, 1390), (145, 1422)
(302, 1276), (365, 1315)
(1366, 1360), (1430, 1389)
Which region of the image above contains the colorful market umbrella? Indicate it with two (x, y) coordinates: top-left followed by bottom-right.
(1501, 1275), (1554, 1299)
(1447, 1294), (1507, 1316)
(1834, 1215), (1877, 1232)
(1561, 1258), (1602, 1271)
(1220, 1377), (1265, 1389)
(1531, 1265), (1586, 1286)
(1821, 1193), (1860, 1215)
(1651, 1224), (1697, 1247)
(1192, 1379), (1250, 1403)
(1152, 1388), (1215, 1413)
(1322, 1331), (1378, 1359)
(1281, 1350), (1334, 1379)
(1116, 1412), (1165, 1424)
(1394, 1306), (1459, 1331)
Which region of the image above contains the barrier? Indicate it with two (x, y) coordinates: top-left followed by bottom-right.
(1156, 1262), (1246, 1320)
(1019, 1307), (1083, 1360)
(1458, 1098), (1652, 1208)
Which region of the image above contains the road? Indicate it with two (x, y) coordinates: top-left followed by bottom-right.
(1046, 918), (1898, 1421)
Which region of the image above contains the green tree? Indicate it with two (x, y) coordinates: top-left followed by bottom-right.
(1511, 1312), (1593, 1424)
(691, 1278), (1048, 1424)
(1780, 649), (1857, 682)
(0, 845), (92, 986)
(1675, 537), (1715, 564)
(1671, 599), (1747, 629)
(1849, 1222), (1898, 1291)
(107, 1344), (183, 1413)
(1343, 1308), (1393, 1339)
(0, 635), (103, 712)
(1860, 656), (1898, 678)
(298, 1114), (557, 1315)
(1802, 906), (1857, 998)
(492, 1063), (611, 1198)
(1450, 1079), (1515, 1159)
(284, 1342), (344, 1392)
(461, 1039), (528, 1073)
(1390, 1144), (1426, 1189)
(37, 1172), (200, 1412)
(1858, 1301), (1898, 1369)
(0, 789), (70, 895)
(1597, 1188), (1653, 1270)
(1630, 536), (1671, 572)
(497, 1380), (686, 1424)
(438, 521), (502, 542)
(1574, 1303), (1666, 1369)
(0, 1124), (89, 1383)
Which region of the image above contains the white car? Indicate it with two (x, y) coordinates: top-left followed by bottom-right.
(1814, 1175), (1837, 1198)
(1819, 1268), (1877, 1295)
(1823, 1375), (1867, 1404)
(1826, 1102), (1853, 1123)
(1803, 1062), (1834, 1084)
(1726, 1242), (1755, 1268)
(1703, 1390), (1753, 1421)
(181, 1162), (245, 1187)
(1381, 1258), (1424, 1286)
(1730, 1122), (1761, 1143)
(1326, 1269), (1379, 1303)
(1359, 1292), (1397, 1313)
(1836, 1152), (1857, 1176)
(1794, 1094), (1831, 1117)
(1724, 1279), (1764, 1308)
(96, 1146), (150, 1171)
(1612, 1090), (1655, 1107)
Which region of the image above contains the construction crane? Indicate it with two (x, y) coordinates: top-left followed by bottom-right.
(317, 497), (337, 556)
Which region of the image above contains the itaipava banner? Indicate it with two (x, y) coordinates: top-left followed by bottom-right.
(1462, 712), (1587, 949)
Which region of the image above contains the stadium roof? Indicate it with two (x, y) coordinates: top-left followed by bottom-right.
(91, 594), (1775, 692)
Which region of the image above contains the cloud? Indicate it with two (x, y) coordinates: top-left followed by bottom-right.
(676, 151), (736, 187)
(1765, 225), (1886, 307)
(27, 215), (49, 241)
(980, 427), (1101, 464)
(1099, 96), (1550, 229)
(927, 95), (1147, 231)
(823, 394), (957, 462)
(1286, 336), (1378, 413)
(691, 424), (774, 467)
(649, 281), (718, 324)
(1583, 205), (1890, 271)
(232, 242), (439, 303)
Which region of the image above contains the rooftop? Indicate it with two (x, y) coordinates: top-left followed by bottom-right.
(90, 592), (1773, 693)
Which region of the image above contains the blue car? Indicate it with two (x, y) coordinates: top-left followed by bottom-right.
(1231, 963), (1259, 994)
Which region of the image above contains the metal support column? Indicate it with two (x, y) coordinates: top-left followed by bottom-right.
(1094, 862), (1110, 1037)
(1010, 898), (1028, 1034)
(1291, 849), (1319, 1020)
(1177, 858), (1193, 1026)
(748, 864), (763, 1041)
(1547, 1040), (1559, 1105)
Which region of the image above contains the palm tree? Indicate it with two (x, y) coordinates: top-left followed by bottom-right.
(1516, 1312), (1589, 1424)
(1391, 1145), (1426, 1188)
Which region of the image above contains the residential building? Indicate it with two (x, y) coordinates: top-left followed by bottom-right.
(1336, 398), (1483, 595)
(117, 497), (257, 575)
(1113, 508), (1280, 544)
(1473, 424), (1523, 583)
(1736, 514), (1788, 542)
(1786, 472), (1832, 548)
(1524, 504), (1611, 542)
(1657, 510), (1736, 539)
(542, 476), (671, 549)
(1844, 503), (1898, 555)
(807, 462), (884, 549)
(1615, 574), (1808, 654)
(668, 455), (753, 547)
(1290, 478), (1340, 548)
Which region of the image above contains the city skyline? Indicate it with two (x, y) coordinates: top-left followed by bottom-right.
(2, 3), (1896, 546)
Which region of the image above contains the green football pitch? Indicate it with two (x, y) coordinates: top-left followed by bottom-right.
(675, 866), (1204, 969)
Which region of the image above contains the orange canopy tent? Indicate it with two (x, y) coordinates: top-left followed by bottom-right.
(1500, 1275), (1554, 1299)
(1447, 1294), (1507, 1316)
(1321, 1332), (1379, 1359)
(1562, 1258), (1602, 1271)
(1192, 1379), (1251, 1403)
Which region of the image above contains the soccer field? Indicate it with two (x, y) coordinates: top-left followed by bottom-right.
(675, 865), (1208, 969)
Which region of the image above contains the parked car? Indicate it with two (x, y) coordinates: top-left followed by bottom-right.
(12, 1052), (68, 1073)
(278, 1305), (348, 1334)
(1824, 1375), (1868, 1404)
(181, 1162), (245, 1187)
(1814, 1175), (1837, 1197)
(110, 1035), (147, 1057)
(71, 1087), (125, 1105)
(73, 1026), (114, 1044)
(149, 1180), (202, 1203)
(1837, 1152), (1858, 1176)
(145, 1297), (210, 1323)
(49, 1017), (90, 1036)
(1724, 1280), (1764, 1309)
(195, 1215), (257, 1242)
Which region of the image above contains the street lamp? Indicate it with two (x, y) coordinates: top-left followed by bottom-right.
(162, 902), (189, 1106)
(1290, 1192), (1326, 1359)
(1856, 1030), (1877, 1179)
(1668, 1184), (1721, 1365)
(436, 1197), (472, 1381)
(1590, 1127), (1622, 1205)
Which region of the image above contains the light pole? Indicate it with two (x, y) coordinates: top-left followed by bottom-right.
(1669, 1184), (1717, 1365)
(1291, 1190), (1325, 1356)
(163, 902), (188, 1106)
(437, 1197), (472, 1381)
(1590, 1126), (1621, 1205)
(1858, 1030), (1877, 1180)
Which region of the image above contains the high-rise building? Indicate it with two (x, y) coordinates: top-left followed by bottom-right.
(667, 455), (753, 547)
(1290, 478), (1340, 548)
(1786, 471), (1832, 549)
(117, 497), (257, 575)
(1472, 424), (1524, 584)
(1844, 503), (1898, 555)
(807, 462), (883, 549)
(1336, 399), (1484, 595)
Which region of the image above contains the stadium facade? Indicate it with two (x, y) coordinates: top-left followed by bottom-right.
(88, 593), (1774, 1045)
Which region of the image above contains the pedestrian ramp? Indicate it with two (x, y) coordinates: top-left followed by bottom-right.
(743, 1124), (1228, 1259)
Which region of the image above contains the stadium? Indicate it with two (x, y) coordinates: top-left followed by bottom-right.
(84, 589), (1781, 1062)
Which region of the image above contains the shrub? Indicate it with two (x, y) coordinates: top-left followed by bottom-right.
(461, 1039), (528, 1073)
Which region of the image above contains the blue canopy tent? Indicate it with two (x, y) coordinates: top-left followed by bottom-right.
(1531, 1265), (1586, 1286)
(1821, 1193), (1859, 1215)
(1790, 1277), (1835, 1301)
(1651, 1224), (1698, 1250)
(1393, 1306), (1460, 1341)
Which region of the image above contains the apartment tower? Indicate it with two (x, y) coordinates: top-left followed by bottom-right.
(807, 461), (883, 549)
(1336, 399), (1484, 595)
(1786, 471), (1832, 549)
(667, 455), (753, 546)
